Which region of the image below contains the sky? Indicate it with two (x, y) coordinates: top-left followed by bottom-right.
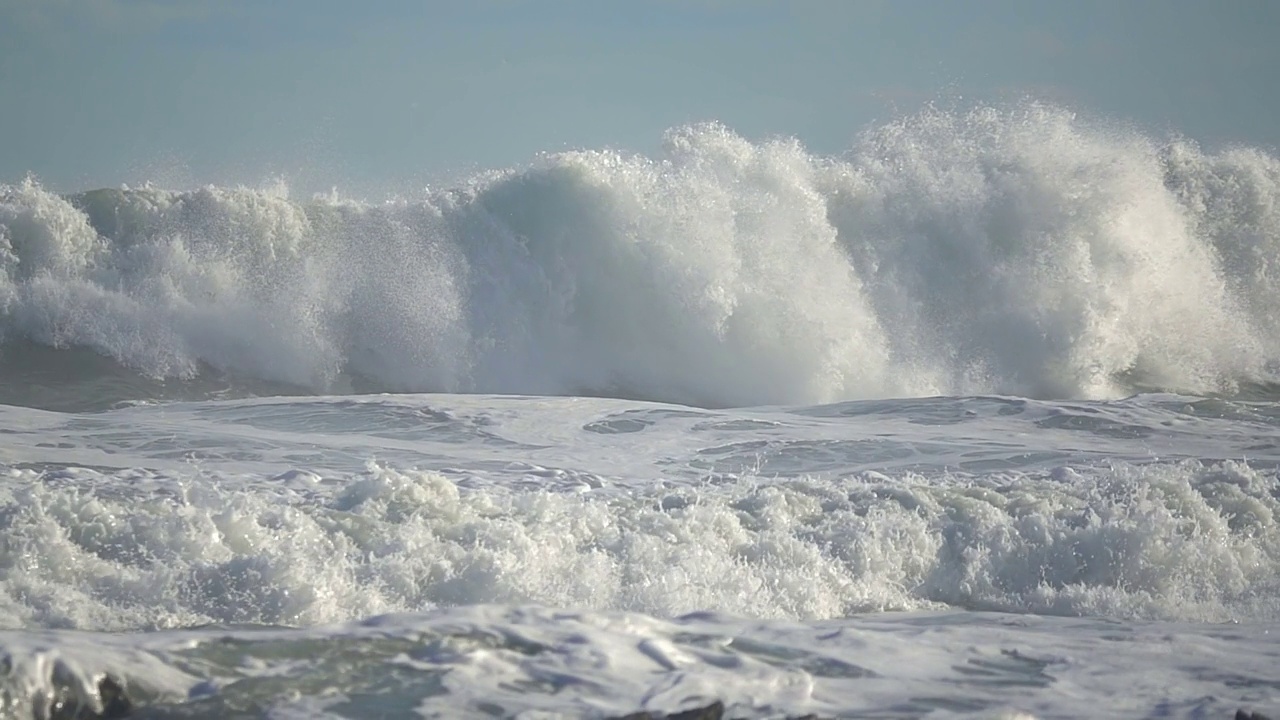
(1, 0), (1277, 194)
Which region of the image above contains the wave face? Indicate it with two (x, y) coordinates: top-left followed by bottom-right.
(3, 103), (1280, 407)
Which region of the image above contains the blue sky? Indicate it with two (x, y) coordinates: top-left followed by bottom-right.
(2, 0), (1276, 193)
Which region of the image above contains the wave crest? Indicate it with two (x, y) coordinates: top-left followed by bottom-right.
(3, 102), (1279, 406)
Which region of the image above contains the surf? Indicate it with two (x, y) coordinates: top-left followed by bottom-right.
(3, 101), (1279, 409)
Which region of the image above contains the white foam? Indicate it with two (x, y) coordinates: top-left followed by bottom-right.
(0, 605), (1274, 719)
(0, 390), (1276, 717)
(0, 451), (1275, 634)
(3, 102), (1280, 406)
(0, 390), (1274, 631)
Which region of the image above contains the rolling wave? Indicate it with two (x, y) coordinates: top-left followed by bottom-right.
(3, 102), (1279, 408)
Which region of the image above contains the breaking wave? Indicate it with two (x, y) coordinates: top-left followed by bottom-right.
(3, 102), (1279, 407)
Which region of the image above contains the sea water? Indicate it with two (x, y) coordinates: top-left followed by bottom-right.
(0, 103), (1277, 718)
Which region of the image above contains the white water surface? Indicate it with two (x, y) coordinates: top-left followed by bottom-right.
(2, 104), (1280, 718)
(0, 393), (1278, 718)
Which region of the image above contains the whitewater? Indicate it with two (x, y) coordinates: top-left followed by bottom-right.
(0, 103), (1278, 719)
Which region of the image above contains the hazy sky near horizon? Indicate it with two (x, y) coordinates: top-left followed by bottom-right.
(2, 0), (1277, 194)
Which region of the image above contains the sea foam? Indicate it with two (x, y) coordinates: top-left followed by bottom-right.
(2, 103), (1280, 408)
(2, 453), (1275, 632)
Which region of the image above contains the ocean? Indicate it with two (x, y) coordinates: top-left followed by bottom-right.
(0, 104), (1277, 719)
